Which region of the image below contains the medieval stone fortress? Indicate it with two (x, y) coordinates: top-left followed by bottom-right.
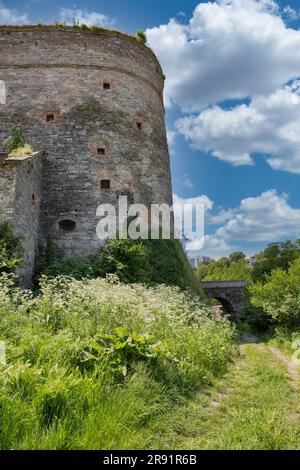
(0, 25), (173, 283)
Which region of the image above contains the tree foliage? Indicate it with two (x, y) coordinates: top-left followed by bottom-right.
(251, 241), (300, 282)
(196, 253), (251, 282)
(250, 257), (300, 328)
(39, 238), (204, 296)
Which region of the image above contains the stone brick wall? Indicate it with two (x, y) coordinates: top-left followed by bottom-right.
(0, 154), (42, 284)
(0, 26), (173, 261)
(0, 162), (16, 221)
(201, 281), (249, 321)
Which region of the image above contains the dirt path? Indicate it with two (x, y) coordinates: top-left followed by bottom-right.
(239, 333), (261, 344)
(268, 346), (298, 390)
(239, 333), (298, 389)
(160, 339), (300, 450)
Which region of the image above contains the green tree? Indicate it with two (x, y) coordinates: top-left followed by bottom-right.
(251, 241), (300, 282)
(196, 255), (251, 282)
(143, 238), (203, 294)
(229, 251), (246, 263)
(250, 257), (300, 328)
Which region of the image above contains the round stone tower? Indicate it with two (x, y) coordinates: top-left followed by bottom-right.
(0, 25), (173, 257)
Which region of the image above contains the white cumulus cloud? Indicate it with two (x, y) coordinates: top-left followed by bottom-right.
(173, 193), (213, 246)
(173, 193), (213, 213)
(283, 6), (300, 21)
(216, 189), (300, 241)
(0, 2), (28, 24)
(166, 128), (176, 148)
(188, 234), (238, 259)
(186, 189), (300, 257)
(176, 81), (300, 172)
(146, 0), (300, 111)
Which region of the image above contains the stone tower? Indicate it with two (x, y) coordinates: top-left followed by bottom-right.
(0, 26), (173, 282)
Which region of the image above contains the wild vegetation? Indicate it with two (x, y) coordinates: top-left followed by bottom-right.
(149, 343), (300, 450)
(196, 240), (300, 333)
(250, 257), (300, 329)
(7, 127), (33, 158)
(37, 237), (203, 295)
(0, 223), (238, 449)
(0, 274), (235, 449)
(196, 251), (251, 282)
(43, 21), (148, 46)
(1, 223), (300, 449)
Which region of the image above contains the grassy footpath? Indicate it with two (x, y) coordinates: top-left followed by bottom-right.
(2, 273), (300, 449)
(146, 343), (300, 450)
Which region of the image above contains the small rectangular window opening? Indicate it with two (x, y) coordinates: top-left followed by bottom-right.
(103, 82), (111, 90)
(100, 179), (110, 189)
(46, 113), (54, 122)
(136, 122), (142, 130)
(59, 220), (76, 231)
(97, 147), (106, 156)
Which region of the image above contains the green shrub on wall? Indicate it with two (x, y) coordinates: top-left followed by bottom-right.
(8, 127), (33, 157)
(8, 127), (25, 153)
(135, 30), (147, 44)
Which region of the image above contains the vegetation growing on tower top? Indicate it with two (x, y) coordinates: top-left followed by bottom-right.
(135, 30), (147, 44)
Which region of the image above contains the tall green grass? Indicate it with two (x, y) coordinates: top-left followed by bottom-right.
(0, 274), (236, 449)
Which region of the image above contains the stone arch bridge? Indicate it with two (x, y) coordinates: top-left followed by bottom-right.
(201, 280), (249, 321)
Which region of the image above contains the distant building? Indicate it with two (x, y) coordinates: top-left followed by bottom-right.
(247, 256), (257, 267)
(181, 235), (190, 252)
(188, 255), (213, 269)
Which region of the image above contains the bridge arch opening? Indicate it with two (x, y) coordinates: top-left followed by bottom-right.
(211, 297), (234, 319)
(201, 280), (248, 322)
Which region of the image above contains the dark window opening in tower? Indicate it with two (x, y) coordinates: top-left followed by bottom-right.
(46, 113), (54, 122)
(136, 122), (142, 130)
(100, 179), (110, 189)
(97, 147), (106, 156)
(58, 220), (76, 231)
(103, 82), (111, 90)
(32, 193), (36, 205)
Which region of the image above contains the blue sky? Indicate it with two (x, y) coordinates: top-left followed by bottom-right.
(2, 0), (300, 258)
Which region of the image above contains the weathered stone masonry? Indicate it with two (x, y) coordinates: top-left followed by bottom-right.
(0, 153), (42, 283)
(0, 26), (173, 281)
(201, 281), (249, 321)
